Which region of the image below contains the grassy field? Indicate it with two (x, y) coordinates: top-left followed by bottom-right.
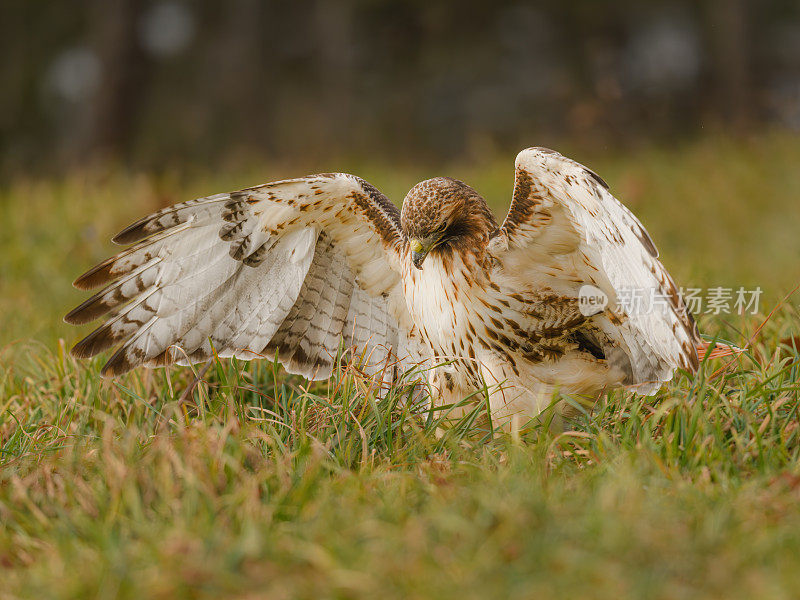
(1, 133), (800, 598)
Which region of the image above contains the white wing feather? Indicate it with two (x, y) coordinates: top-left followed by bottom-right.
(495, 148), (699, 392)
(66, 173), (420, 379)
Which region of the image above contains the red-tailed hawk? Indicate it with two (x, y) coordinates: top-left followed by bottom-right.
(66, 148), (702, 428)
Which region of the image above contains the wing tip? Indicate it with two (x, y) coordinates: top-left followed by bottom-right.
(69, 322), (122, 360)
(73, 262), (115, 290)
(515, 146), (558, 167)
(100, 346), (136, 377)
(111, 226), (144, 246)
(64, 294), (111, 325)
(684, 346), (700, 373)
(64, 307), (87, 326)
(70, 337), (100, 360)
(515, 146), (610, 190)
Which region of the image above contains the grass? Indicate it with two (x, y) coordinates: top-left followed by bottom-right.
(1, 132), (800, 598)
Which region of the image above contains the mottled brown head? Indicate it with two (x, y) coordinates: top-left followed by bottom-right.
(400, 177), (498, 269)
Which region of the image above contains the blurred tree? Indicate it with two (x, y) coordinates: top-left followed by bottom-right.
(0, 0), (798, 175)
(704, 0), (753, 127)
(88, 0), (152, 159)
(313, 0), (356, 148)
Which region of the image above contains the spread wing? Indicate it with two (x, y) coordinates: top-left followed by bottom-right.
(65, 173), (418, 380)
(492, 147), (699, 392)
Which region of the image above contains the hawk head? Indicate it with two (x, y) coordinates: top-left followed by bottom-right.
(400, 177), (498, 269)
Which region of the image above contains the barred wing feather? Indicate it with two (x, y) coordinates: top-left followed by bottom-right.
(495, 148), (699, 392)
(66, 173), (416, 379)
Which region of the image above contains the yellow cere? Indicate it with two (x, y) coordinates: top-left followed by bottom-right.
(410, 239), (424, 253)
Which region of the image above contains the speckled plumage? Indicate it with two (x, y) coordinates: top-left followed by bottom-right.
(66, 148), (700, 429)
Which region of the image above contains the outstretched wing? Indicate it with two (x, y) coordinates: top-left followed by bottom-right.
(492, 147), (699, 392)
(66, 173), (417, 379)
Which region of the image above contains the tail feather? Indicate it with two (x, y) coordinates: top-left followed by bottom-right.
(696, 340), (743, 360)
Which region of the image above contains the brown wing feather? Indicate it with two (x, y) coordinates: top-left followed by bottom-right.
(495, 147), (699, 391)
(66, 174), (413, 378)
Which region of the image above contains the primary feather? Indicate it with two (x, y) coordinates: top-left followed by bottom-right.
(67, 174), (413, 379)
(68, 150), (702, 429)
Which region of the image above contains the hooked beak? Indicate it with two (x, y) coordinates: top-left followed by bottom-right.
(411, 250), (427, 270)
(410, 239), (428, 270)
(410, 232), (447, 270)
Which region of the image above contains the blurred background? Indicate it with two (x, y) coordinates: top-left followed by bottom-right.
(1, 0), (799, 348)
(4, 0), (800, 173)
